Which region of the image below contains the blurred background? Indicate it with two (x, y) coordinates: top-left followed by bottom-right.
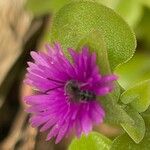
(0, 0), (150, 149)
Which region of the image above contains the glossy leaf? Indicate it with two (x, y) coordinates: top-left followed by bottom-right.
(121, 80), (150, 112)
(121, 106), (145, 143)
(69, 132), (112, 150)
(50, 1), (136, 70)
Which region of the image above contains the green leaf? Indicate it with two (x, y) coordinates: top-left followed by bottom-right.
(110, 125), (150, 150)
(78, 29), (122, 104)
(50, 1), (136, 70)
(26, 0), (70, 16)
(77, 30), (111, 74)
(115, 53), (150, 89)
(141, 107), (150, 126)
(121, 106), (145, 143)
(110, 133), (150, 150)
(69, 132), (112, 150)
(101, 97), (134, 125)
(139, 0), (150, 8)
(136, 7), (150, 50)
(98, 0), (120, 9)
(121, 80), (150, 113)
(99, 0), (143, 27)
(115, 0), (143, 27)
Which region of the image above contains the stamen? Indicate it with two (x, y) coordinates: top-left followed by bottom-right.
(65, 80), (96, 102)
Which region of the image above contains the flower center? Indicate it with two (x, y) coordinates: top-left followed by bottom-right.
(65, 80), (96, 102)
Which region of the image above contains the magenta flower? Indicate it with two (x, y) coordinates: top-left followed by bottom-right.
(24, 43), (117, 143)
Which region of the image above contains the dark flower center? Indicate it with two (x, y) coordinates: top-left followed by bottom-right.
(65, 80), (96, 102)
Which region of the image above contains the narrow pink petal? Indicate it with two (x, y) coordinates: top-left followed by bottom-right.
(75, 119), (82, 138)
(40, 118), (57, 132)
(46, 125), (59, 141)
(68, 48), (79, 65)
(93, 102), (105, 118)
(96, 87), (110, 95)
(24, 95), (51, 105)
(30, 51), (49, 67)
(89, 103), (104, 124)
(102, 75), (118, 83)
(55, 122), (69, 144)
(81, 112), (92, 135)
(30, 115), (50, 127)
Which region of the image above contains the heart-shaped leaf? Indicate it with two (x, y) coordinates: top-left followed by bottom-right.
(69, 132), (112, 150)
(50, 1), (136, 70)
(121, 80), (150, 113)
(121, 106), (145, 143)
(111, 122), (150, 150)
(110, 132), (150, 150)
(101, 97), (134, 125)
